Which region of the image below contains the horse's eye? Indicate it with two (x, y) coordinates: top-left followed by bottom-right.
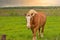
(27, 15), (30, 16)
(31, 13), (33, 16)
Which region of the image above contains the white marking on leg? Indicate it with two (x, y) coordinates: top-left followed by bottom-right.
(41, 33), (44, 38)
(33, 37), (37, 40)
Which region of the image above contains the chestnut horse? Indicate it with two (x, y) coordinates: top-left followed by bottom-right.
(25, 9), (46, 40)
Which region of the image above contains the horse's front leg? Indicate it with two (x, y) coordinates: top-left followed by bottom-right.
(31, 28), (37, 40)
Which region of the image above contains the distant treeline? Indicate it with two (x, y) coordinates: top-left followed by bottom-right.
(0, 6), (60, 16)
(0, 6), (60, 9)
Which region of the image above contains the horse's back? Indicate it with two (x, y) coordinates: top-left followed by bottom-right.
(38, 12), (46, 18)
(38, 12), (46, 26)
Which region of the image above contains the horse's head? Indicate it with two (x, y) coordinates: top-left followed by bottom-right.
(25, 9), (37, 29)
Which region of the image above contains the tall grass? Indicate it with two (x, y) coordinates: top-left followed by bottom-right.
(0, 7), (60, 16)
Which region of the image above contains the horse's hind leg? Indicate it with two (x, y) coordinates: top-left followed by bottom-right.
(38, 28), (40, 37)
(41, 23), (45, 38)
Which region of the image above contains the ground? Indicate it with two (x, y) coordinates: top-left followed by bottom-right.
(0, 16), (60, 40)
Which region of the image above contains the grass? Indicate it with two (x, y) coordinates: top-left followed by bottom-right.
(0, 16), (60, 40)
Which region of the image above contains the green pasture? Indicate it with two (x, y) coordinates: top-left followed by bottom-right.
(0, 16), (60, 40)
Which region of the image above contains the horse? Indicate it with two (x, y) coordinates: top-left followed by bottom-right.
(25, 9), (47, 40)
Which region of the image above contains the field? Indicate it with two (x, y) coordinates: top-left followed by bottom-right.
(0, 7), (60, 40)
(0, 16), (60, 40)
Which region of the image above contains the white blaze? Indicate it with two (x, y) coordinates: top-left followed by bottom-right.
(26, 16), (31, 28)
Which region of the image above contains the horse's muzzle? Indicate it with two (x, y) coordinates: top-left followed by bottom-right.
(27, 25), (31, 29)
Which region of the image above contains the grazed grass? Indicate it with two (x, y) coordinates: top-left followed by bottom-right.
(0, 16), (60, 40)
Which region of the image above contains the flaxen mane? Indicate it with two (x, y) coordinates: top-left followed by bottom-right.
(27, 9), (37, 14)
